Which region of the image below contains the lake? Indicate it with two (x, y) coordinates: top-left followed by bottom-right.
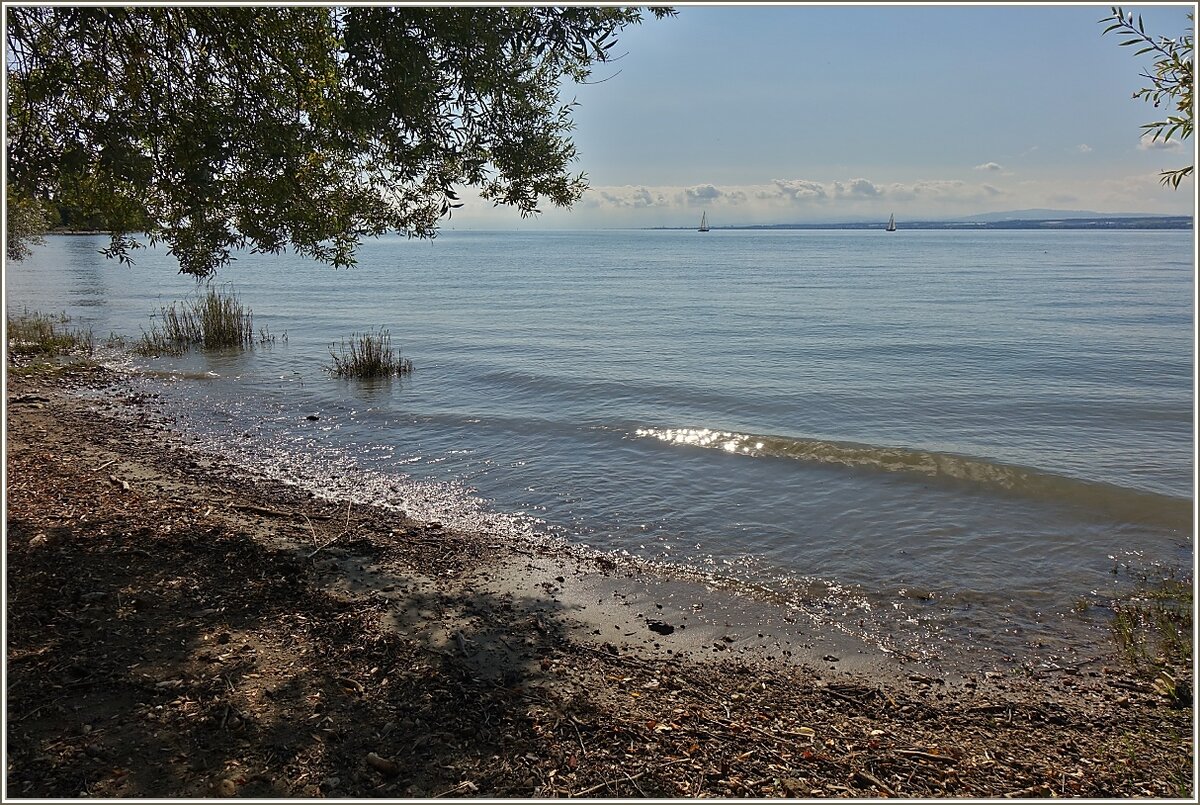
(6, 228), (1193, 666)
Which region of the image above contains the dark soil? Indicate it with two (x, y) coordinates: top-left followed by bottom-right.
(4, 366), (1194, 798)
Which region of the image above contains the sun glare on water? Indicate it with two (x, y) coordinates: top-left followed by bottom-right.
(636, 427), (764, 455)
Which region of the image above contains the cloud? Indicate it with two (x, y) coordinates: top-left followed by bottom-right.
(1138, 133), (1181, 151)
(832, 178), (881, 197)
(684, 184), (723, 203)
(771, 179), (828, 201)
(441, 168), (1192, 229)
(577, 177), (1008, 219)
(581, 185), (671, 209)
(974, 162), (1002, 171)
(1077, 144), (1092, 153)
(881, 179), (981, 203)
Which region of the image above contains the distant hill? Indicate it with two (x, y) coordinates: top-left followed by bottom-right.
(960, 208), (1176, 222)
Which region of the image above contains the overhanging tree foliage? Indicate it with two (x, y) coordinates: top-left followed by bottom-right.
(4, 187), (50, 261)
(5, 6), (674, 275)
(1101, 6), (1194, 189)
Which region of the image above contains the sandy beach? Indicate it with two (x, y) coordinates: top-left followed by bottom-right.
(4, 365), (1193, 798)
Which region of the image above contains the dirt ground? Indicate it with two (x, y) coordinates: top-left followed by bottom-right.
(4, 366), (1194, 798)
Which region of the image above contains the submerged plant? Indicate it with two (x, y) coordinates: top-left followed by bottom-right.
(137, 286), (256, 354)
(327, 328), (413, 379)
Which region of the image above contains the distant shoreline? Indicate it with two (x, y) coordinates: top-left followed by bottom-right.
(43, 217), (1193, 240)
(651, 216), (1194, 231)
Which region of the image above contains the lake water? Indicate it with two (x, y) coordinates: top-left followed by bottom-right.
(6, 228), (1194, 666)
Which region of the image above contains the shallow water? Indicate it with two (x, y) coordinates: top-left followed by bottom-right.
(6, 228), (1193, 665)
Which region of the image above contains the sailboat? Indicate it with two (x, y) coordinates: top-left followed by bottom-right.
(886, 213), (897, 232)
(698, 211), (710, 232)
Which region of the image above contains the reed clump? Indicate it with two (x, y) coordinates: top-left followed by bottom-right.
(327, 328), (413, 378)
(137, 287), (256, 355)
(6, 309), (94, 360)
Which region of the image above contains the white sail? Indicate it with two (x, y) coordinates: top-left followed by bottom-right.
(886, 213), (896, 232)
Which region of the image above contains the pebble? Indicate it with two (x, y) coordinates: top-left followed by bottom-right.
(210, 778), (237, 797)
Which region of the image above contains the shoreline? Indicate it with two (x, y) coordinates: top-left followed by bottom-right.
(5, 366), (1194, 798)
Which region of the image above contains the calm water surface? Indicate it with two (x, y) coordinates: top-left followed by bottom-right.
(6, 228), (1194, 665)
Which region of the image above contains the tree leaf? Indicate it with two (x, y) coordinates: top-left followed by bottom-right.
(4, 6), (673, 275)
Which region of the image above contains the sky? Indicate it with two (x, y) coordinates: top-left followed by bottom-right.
(451, 2), (1197, 229)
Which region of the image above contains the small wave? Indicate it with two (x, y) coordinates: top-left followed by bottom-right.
(635, 427), (1192, 530)
(136, 368), (221, 381)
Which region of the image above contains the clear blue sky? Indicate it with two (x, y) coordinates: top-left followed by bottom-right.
(454, 2), (1197, 228)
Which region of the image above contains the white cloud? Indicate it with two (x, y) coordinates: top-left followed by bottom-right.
(771, 179), (828, 201)
(1138, 133), (1182, 151)
(881, 179), (987, 203)
(575, 176), (1011, 222)
(833, 178), (881, 197)
(581, 185), (670, 209)
(445, 170), (1190, 229)
(684, 184), (723, 203)
(1077, 144), (1092, 153)
(974, 162), (1003, 171)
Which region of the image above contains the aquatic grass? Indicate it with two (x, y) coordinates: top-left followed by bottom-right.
(6, 309), (94, 360)
(327, 328), (413, 378)
(136, 286), (256, 355)
(1111, 581), (1193, 666)
(1109, 564), (1192, 693)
